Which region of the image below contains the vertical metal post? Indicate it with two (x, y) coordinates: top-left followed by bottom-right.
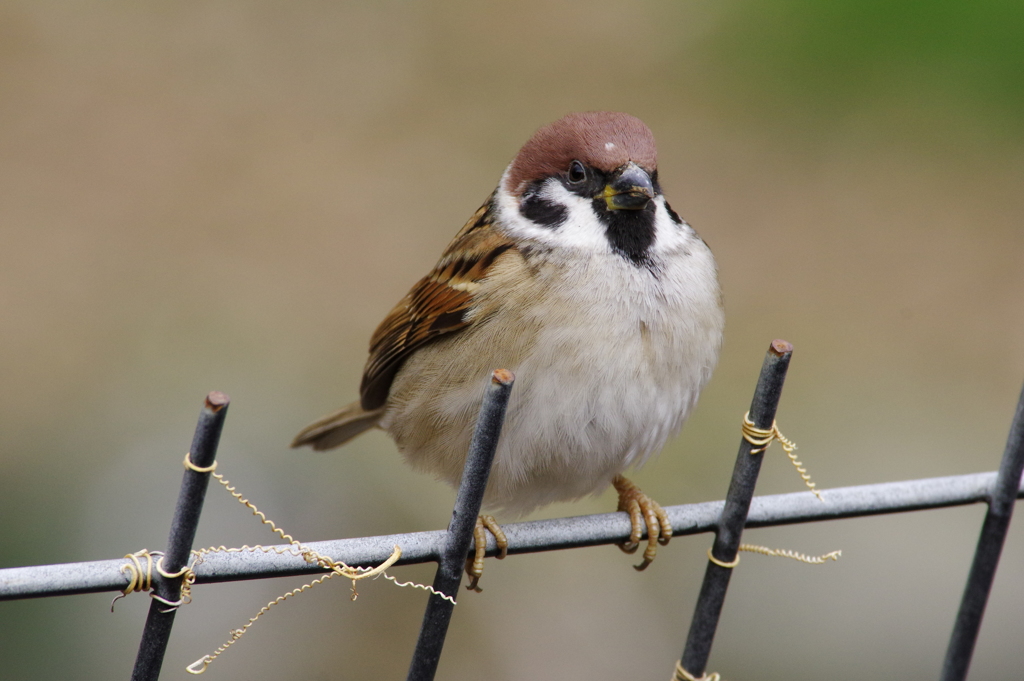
(406, 369), (515, 681)
(940, 381), (1024, 681)
(130, 391), (230, 681)
(678, 340), (793, 680)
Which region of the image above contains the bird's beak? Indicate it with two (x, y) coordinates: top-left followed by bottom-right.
(603, 162), (655, 211)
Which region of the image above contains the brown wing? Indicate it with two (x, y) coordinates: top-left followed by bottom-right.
(359, 195), (515, 410)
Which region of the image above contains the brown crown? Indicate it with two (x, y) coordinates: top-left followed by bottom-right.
(504, 112), (658, 196)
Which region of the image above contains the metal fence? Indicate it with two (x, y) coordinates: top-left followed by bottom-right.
(2, 340), (1022, 681)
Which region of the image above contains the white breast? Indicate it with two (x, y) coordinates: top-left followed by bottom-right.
(381, 197), (724, 516)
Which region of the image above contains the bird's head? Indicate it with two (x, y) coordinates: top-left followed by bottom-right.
(499, 112), (684, 267)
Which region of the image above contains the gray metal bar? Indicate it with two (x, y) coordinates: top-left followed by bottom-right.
(406, 369), (515, 681)
(130, 392), (230, 681)
(941, 381), (1024, 681)
(680, 339), (793, 679)
(3, 471), (1021, 601)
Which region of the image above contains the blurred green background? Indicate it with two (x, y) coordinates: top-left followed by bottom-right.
(2, 1), (1023, 679)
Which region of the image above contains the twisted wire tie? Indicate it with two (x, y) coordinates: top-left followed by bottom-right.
(674, 552), (844, 681)
(110, 549), (197, 613)
(186, 547), (405, 675)
(702, 413), (842, 571)
(115, 453), (451, 674)
(183, 453), (218, 474)
(741, 411), (824, 502)
(181, 453), (452, 674)
(707, 544), (842, 569)
(672, 659), (722, 681)
(110, 450), (223, 614)
(110, 550), (159, 611)
(738, 544), (841, 564)
(705, 549), (740, 569)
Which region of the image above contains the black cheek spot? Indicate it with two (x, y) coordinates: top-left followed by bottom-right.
(520, 194), (567, 229)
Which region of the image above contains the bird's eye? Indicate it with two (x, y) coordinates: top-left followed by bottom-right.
(568, 160), (586, 184)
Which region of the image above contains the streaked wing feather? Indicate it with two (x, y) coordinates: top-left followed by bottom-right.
(360, 196), (515, 410)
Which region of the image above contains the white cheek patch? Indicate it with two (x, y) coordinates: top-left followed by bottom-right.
(497, 167), (701, 260)
(604, 142), (616, 151)
(538, 182), (614, 251)
(496, 175), (613, 255)
(649, 197), (696, 256)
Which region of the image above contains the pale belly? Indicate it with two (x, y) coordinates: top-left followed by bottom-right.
(380, 249), (723, 516)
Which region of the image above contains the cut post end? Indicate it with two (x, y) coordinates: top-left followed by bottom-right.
(491, 369), (515, 386)
(205, 391), (231, 411)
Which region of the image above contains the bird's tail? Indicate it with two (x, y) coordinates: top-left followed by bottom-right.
(291, 401), (385, 451)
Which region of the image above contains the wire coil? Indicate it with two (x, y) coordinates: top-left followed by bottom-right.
(741, 411), (824, 502)
(112, 452), (447, 675)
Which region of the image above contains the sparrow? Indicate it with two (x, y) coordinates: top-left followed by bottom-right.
(293, 111), (724, 587)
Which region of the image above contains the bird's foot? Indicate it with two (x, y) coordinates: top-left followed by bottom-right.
(465, 515), (507, 592)
(613, 475), (673, 571)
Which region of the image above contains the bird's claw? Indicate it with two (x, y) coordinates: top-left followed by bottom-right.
(613, 475), (673, 571)
(465, 515), (507, 592)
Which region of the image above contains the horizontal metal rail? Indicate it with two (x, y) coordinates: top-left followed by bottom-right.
(3, 471), (1021, 602)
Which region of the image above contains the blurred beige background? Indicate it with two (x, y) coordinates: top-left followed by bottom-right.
(2, 2), (1023, 679)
